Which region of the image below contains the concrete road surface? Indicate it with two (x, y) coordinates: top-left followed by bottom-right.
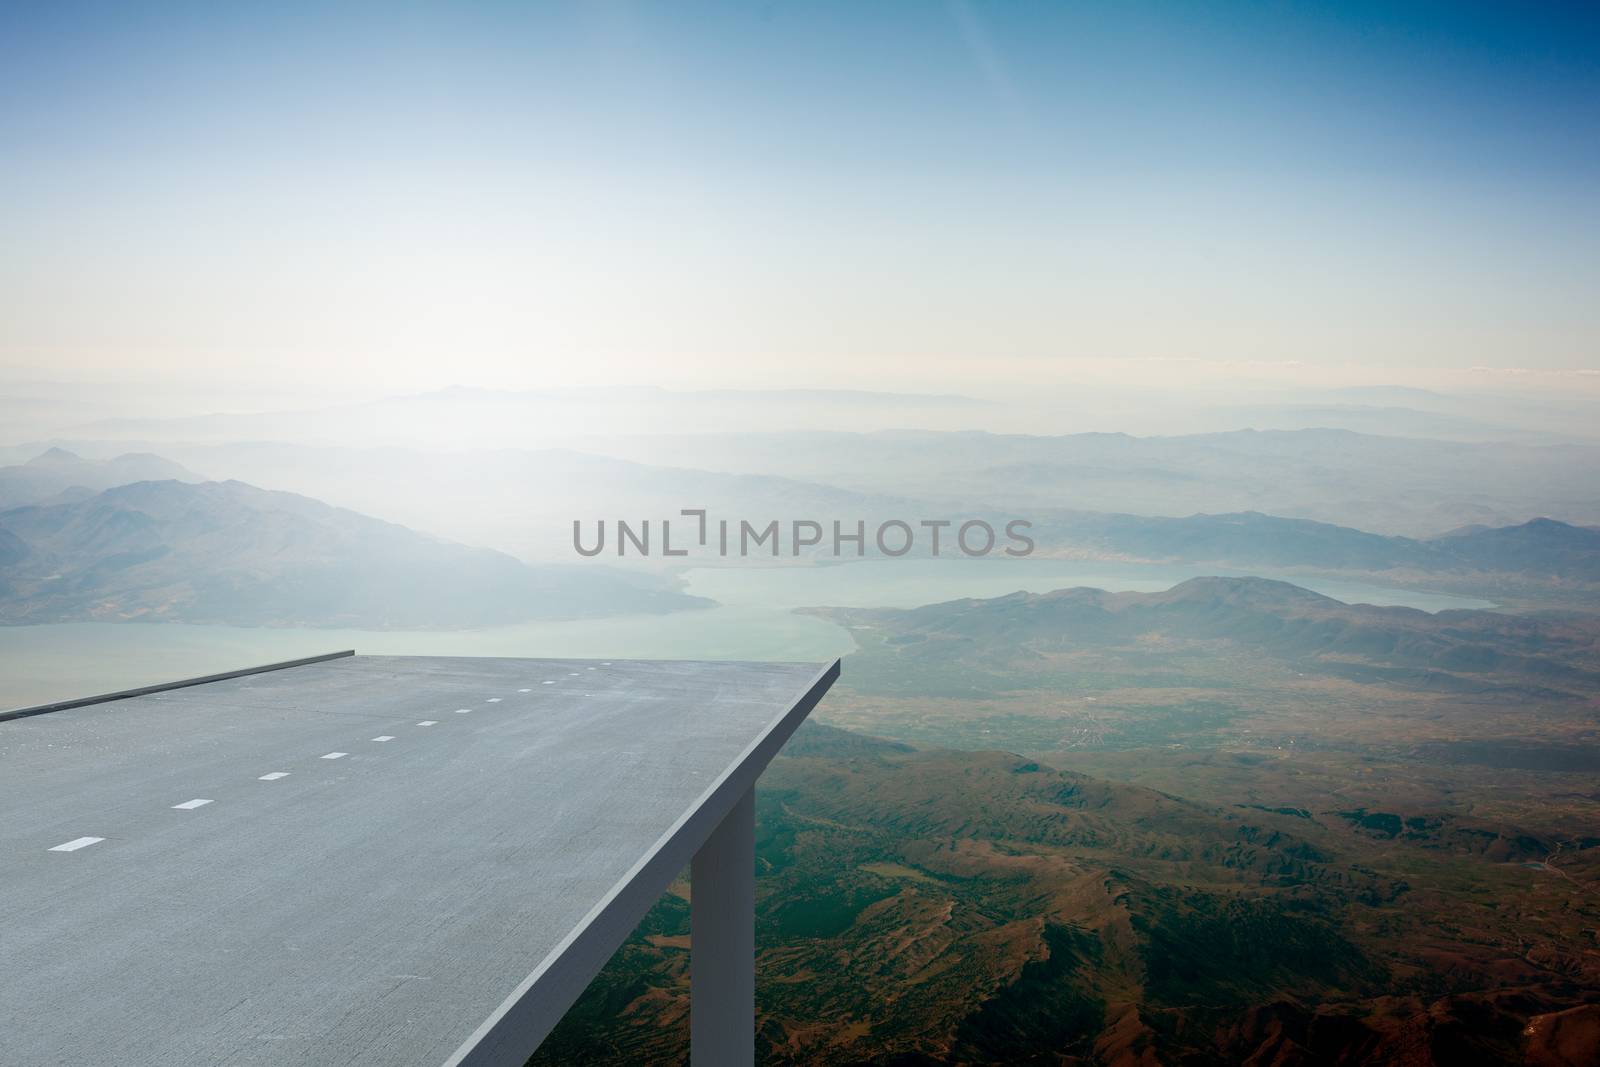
(0, 654), (835, 1066)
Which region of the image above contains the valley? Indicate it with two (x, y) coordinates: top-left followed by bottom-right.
(532, 579), (1600, 1065)
(1, 431), (1596, 1064)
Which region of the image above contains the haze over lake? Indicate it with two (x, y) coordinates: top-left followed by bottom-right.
(0, 560), (1491, 711)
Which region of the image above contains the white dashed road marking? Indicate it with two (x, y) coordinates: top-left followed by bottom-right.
(455, 709), (471, 714)
(517, 688), (531, 693)
(50, 837), (104, 852)
(542, 681), (554, 685)
(322, 752), (348, 760)
(172, 799), (213, 810)
(259, 772), (290, 781)
(417, 721), (438, 727)
(372, 736), (395, 742)
(485, 698), (501, 703)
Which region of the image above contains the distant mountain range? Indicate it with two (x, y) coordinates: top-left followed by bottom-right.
(8, 436), (1599, 588)
(58, 385), (998, 444)
(581, 427), (1600, 536)
(4, 444), (1598, 617)
(20, 423), (1600, 536)
(0, 480), (705, 627)
(0, 447), (202, 508)
(1032, 510), (1600, 584)
(0, 442), (922, 562)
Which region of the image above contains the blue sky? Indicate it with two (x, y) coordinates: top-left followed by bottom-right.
(1, 1), (1596, 394)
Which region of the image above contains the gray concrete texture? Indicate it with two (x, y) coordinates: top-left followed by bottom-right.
(0, 654), (835, 1066)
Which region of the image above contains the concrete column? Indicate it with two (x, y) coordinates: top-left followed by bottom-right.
(691, 786), (755, 1066)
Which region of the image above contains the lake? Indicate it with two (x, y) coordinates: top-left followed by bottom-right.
(0, 558), (1494, 711)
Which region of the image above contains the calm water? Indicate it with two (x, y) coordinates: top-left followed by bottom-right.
(0, 559), (1493, 711)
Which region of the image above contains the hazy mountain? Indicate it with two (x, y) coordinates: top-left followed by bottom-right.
(27, 376), (1598, 445)
(64, 385), (999, 445)
(1432, 516), (1600, 577)
(581, 428), (1600, 536)
(0, 447), (202, 508)
(0, 527), (25, 568)
(1198, 403), (1571, 443)
(0, 480), (706, 627)
(9, 440), (1597, 606)
(14, 431), (1595, 570)
(1030, 512), (1600, 591)
(1033, 510), (1438, 570)
(0, 441), (923, 562)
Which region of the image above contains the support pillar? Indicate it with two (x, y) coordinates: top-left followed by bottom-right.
(691, 786), (755, 1066)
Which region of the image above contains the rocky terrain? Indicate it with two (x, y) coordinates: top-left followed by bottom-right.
(534, 580), (1600, 1065)
(533, 725), (1598, 1066)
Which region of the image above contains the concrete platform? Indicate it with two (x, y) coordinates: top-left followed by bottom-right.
(0, 653), (838, 1066)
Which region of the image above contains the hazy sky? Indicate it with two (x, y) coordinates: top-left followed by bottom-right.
(2, 1), (1596, 396)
